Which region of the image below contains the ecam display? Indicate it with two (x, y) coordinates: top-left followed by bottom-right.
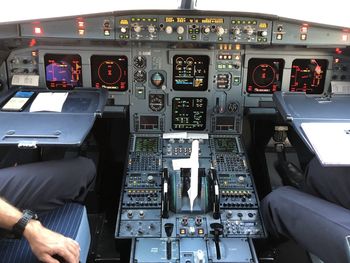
(173, 55), (209, 91)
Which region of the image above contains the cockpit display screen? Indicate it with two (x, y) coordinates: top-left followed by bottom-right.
(135, 137), (159, 153)
(214, 138), (239, 153)
(246, 58), (284, 94)
(172, 97), (207, 130)
(91, 55), (128, 91)
(44, 54), (82, 89)
(173, 55), (209, 91)
(289, 59), (328, 94)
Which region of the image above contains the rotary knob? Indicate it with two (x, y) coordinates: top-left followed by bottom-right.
(244, 26), (254, 35)
(120, 27), (127, 33)
(148, 25), (156, 34)
(165, 25), (173, 34)
(238, 176), (245, 183)
(147, 175), (154, 183)
(232, 27), (241, 35)
(202, 26), (210, 35)
(216, 26), (225, 36)
(259, 30), (268, 37)
(177, 26), (185, 34)
(133, 25), (142, 33)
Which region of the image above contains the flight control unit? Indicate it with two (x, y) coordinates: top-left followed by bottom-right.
(115, 49), (266, 263)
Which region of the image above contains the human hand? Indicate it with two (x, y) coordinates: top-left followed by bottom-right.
(23, 220), (80, 263)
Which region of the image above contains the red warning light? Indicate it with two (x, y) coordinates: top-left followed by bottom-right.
(29, 39), (37, 47)
(335, 48), (343, 54)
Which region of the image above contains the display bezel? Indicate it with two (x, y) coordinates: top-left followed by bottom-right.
(91, 55), (128, 91)
(44, 54), (82, 89)
(289, 58), (328, 94)
(246, 58), (285, 94)
(172, 97), (207, 131)
(172, 55), (209, 91)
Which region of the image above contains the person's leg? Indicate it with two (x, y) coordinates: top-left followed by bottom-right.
(303, 157), (350, 209)
(262, 186), (350, 263)
(0, 157), (95, 212)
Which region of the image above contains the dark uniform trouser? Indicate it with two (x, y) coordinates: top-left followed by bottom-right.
(0, 157), (95, 212)
(262, 157), (350, 263)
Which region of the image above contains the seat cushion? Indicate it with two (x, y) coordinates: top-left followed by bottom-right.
(0, 202), (90, 263)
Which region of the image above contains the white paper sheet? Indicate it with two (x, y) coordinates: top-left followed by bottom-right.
(301, 122), (350, 166)
(30, 92), (68, 112)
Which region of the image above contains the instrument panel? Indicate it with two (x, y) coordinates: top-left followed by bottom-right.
(6, 46), (336, 130)
(4, 12), (344, 129)
(41, 53), (332, 96)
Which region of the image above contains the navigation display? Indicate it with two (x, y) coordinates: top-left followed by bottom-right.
(172, 97), (207, 130)
(246, 58), (284, 94)
(45, 54), (82, 89)
(91, 55), (128, 91)
(289, 59), (328, 94)
(173, 55), (209, 91)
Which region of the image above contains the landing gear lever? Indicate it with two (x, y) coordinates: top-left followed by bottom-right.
(165, 223), (174, 260)
(210, 223), (224, 260)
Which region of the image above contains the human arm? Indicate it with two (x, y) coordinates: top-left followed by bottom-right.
(0, 198), (80, 263)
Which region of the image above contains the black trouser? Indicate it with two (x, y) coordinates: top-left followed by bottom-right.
(0, 157), (95, 212)
(262, 157), (350, 263)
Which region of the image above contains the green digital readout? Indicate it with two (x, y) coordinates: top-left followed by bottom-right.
(214, 138), (239, 153)
(135, 137), (159, 152)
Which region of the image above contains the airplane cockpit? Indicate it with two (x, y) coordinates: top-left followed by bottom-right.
(0, 1), (350, 262)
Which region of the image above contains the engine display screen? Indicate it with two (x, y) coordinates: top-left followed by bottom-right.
(44, 54), (82, 89)
(173, 55), (209, 91)
(135, 137), (159, 153)
(289, 59), (328, 94)
(91, 55), (128, 91)
(214, 138), (239, 153)
(246, 58), (284, 94)
(172, 97), (207, 130)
